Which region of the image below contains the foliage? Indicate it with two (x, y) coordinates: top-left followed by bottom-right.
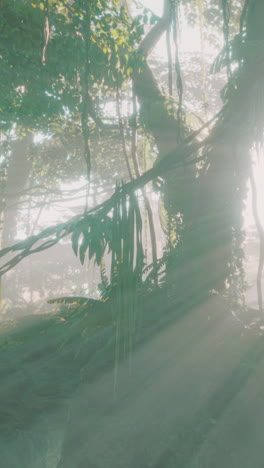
(0, 0), (147, 133)
(1, 0), (264, 312)
(2, 1), (264, 466)
(0, 128), (206, 277)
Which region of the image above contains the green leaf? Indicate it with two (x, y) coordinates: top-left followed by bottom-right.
(71, 226), (83, 256)
(79, 231), (90, 265)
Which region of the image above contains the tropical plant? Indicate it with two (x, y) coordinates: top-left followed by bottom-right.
(1, 1), (264, 467)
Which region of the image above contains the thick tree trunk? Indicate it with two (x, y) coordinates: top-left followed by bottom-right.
(133, 0), (264, 302)
(191, 0), (264, 295)
(132, 3), (196, 230)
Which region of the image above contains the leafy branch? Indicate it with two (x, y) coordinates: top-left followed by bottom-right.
(0, 110), (218, 277)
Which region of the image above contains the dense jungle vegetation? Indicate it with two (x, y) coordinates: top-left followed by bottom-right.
(1, 0), (264, 467)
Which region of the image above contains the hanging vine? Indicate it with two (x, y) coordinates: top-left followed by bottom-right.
(249, 154), (264, 315)
(197, 0), (208, 118)
(171, 0), (184, 134)
(240, 0), (251, 34)
(81, 5), (92, 185)
(166, 4), (173, 96)
(41, 0), (50, 64)
(131, 89), (157, 266)
(116, 87), (134, 181)
(222, 0), (232, 79)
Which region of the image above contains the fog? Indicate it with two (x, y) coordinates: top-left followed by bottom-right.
(1, 1), (264, 467)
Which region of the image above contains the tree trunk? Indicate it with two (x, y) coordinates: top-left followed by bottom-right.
(190, 0), (264, 296)
(133, 0), (264, 302)
(1, 133), (32, 308)
(2, 133), (33, 246)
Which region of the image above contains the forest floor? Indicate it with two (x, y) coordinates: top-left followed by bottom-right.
(1, 224), (264, 467)
(56, 296), (264, 468)
(1, 293), (264, 468)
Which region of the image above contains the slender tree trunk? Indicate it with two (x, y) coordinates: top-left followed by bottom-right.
(1, 133), (32, 307)
(2, 133), (33, 246)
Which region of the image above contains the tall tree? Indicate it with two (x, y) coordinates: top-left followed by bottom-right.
(1, 0), (264, 306)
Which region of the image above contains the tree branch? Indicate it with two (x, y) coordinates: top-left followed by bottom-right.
(0, 125), (212, 277)
(138, 0), (171, 57)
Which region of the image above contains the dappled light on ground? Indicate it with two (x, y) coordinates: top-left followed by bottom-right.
(1, 296), (264, 467)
